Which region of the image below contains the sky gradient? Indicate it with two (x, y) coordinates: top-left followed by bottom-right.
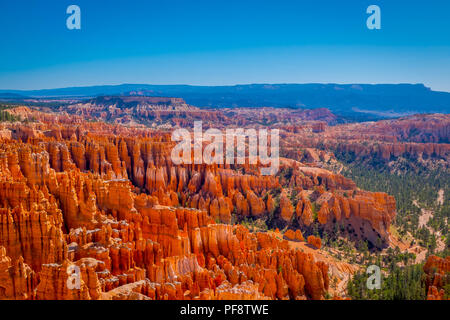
(0, 0), (449, 91)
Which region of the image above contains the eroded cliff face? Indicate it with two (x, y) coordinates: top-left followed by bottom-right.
(281, 114), (450, 167)
(59, 99), (339, 129)
(0, 246), (36, 300)
(423, 255), (450, 300)
(0, 110), (400, 300)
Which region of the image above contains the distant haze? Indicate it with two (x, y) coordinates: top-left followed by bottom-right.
(1, 83), (449, 115)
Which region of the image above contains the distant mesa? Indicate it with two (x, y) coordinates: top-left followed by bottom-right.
(1, 83), (449, 116)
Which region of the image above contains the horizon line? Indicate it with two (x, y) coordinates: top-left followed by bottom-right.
(2, 82), (449, 93)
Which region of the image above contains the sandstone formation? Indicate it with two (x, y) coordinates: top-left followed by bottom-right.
(281, 114), (450, 167)
(423, 255), (450, 300)
(0, 106), (412, 300)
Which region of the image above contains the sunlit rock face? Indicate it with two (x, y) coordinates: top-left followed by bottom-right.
(0, 105), (412, 300)
(423, 255), (450, 300)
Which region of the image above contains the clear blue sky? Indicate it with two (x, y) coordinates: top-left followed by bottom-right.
(0, 0), (449, 91)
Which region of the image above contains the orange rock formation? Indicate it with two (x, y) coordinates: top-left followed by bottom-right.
(0, 107), (405, 300)
(423, 255), (450, 300)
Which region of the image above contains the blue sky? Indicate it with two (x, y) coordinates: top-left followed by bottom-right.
(0, 0), (449, 91)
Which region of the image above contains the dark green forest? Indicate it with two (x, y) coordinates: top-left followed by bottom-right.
(337, 152), (449, 251)
(347, 263), (427, 300)
(0, 104), (20, 122)
(337, 151), (449, 300)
